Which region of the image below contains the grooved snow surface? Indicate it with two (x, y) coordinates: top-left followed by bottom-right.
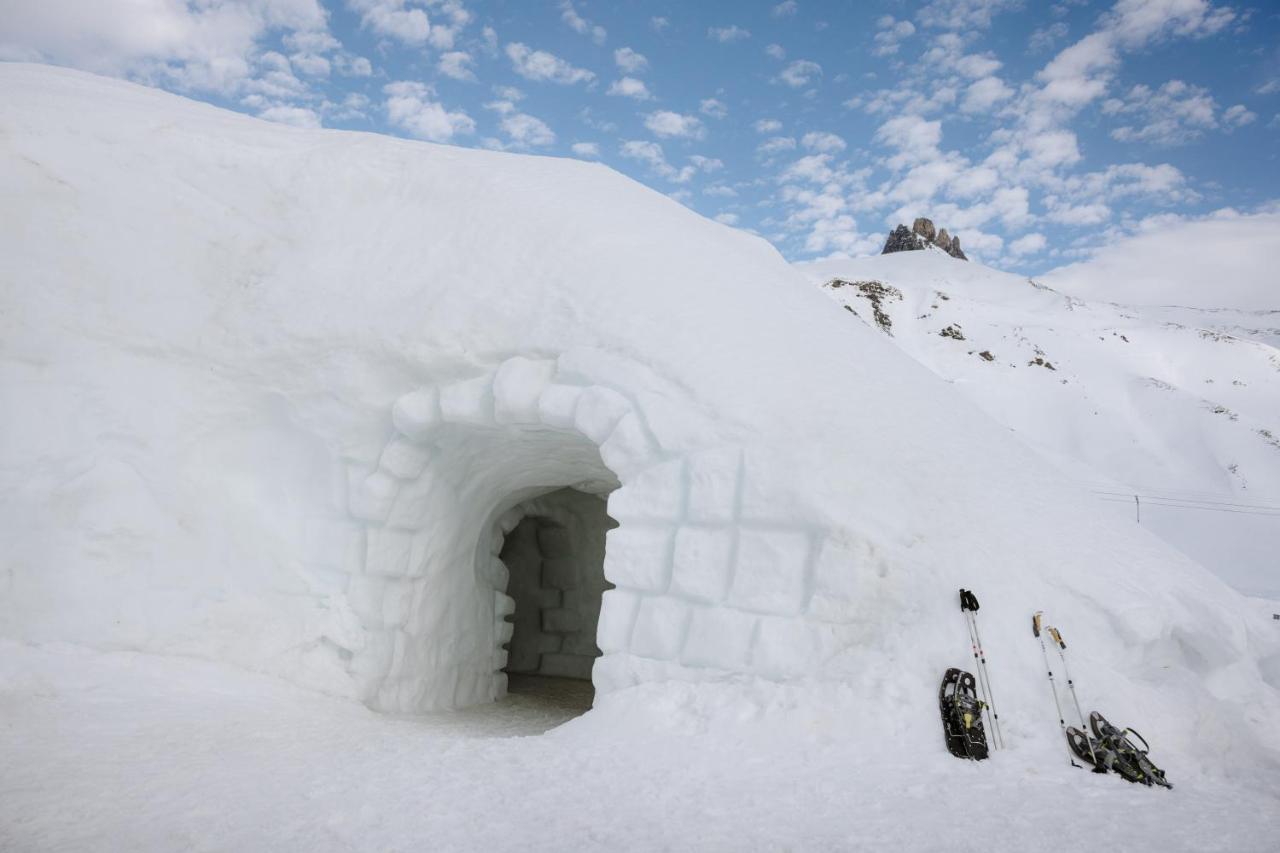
(2, 65), (1280, 850)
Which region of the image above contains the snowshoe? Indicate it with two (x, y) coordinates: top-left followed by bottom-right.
(1090, 712), (1172, 789)
(1065, 725), (1106, 772)
(939, 667), (989, 760)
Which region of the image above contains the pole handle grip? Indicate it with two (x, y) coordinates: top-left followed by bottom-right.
(1032, 612), (1043, 637)
(1048, 626), (1065, 649)
(959, 589), (979, 612)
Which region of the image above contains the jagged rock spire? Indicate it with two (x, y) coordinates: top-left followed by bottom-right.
(881, 217), (967, 261)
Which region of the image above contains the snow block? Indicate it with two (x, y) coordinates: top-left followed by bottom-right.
(606, 457), (685, 523)
(537, 384), (583, 429)
(378, 438), (433, 480)
(669, 526), (735, 603)
(391, 388), (440, 442)
(494, 590), (516, 618)
(364, 528), (416, 578)
(752, 616), (819, 679)
(687, 446), (741, 524)
(808, 535), (863, 621)
(383, 474), (438, 530)
(630, 597), (691, 661)
(729, 530), (812, 615)
(595, 589), (640, 653)
(599, 412), (657, 481)
(348, 470), (399, 523)
(573, 386), (633, 444)
(681, 606), (757, 670)
(492, 357), (557, 424)
(438, 375), (494, 425)
(603, 526), (673, 592)
(349, 628), (396, 681)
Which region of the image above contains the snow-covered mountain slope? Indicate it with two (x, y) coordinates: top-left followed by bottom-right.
(801, 251), (1280, 597)
(1, 62), (1278, 801)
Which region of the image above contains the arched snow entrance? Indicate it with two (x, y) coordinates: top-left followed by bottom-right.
(342, 353), (835, 715)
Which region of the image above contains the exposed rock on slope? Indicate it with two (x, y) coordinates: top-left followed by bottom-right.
(882, 217), (968, 260)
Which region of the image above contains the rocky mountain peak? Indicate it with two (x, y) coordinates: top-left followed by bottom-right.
(882, 217), (968, 261)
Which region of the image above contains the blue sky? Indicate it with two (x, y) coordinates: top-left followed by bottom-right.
(2, 0), (1278, 272)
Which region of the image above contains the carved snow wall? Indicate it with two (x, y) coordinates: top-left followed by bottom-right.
(344, 352), (859, 713)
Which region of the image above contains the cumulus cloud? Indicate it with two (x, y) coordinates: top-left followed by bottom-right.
(916, 0), (1021, 31)
(873, 17), (916, 56)
(758, 136), (798, 156)
(644, 110), (706, 139)
(715, 212), (741, 225)
(384, 80), (475, 142)
(619, 140), (720, 183)
(258, 104), (321, 128)
(570, 141), (600, 158)
(801, 132), (846, 153)
(765, 43), (786, 60)
(607, 77), (652, 100)
(778, 60), (822, 88)
(754, 119), (784, 133)
(961, 76), (1013, 112)
(560, 0), (606, 45)
(437, 51), (476, 81)
(500, 111), (556, 147)
(1008, 232), (1048, 256)
(1104, 80), (1219, 145)
(708, 25), (751, 43)
(614, 47), (648, 73)
(700, 98), (729, 119)
(506, 42), (595, 85)
(772, 1), (799, 17)
(350, 0), (431, 45)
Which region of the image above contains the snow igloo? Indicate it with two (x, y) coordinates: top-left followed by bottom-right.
(3, 65), (1278, 759)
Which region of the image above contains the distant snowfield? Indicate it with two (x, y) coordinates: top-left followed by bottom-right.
(2, 65), (1279, 852)
(801, 250), (1280, 598)
(3, 641), (1279, 853)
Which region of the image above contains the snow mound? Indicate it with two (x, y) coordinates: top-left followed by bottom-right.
(2, 65), (1278, 780)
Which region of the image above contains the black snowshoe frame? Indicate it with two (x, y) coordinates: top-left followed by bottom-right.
(939, 667), (989, 761)
(1089, 712), (1172, 789)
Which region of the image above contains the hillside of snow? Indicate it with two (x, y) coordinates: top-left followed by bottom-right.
(802, 250), (1280, 598)
(1, 65), (1279, 850)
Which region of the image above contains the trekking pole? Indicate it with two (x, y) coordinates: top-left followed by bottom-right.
(959, 589), (1003, 749)
(1047, 625), (1104, 772)
(1033, 611), (1080, 768)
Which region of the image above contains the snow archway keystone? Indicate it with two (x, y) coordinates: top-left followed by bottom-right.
(341, 353), (840, 712)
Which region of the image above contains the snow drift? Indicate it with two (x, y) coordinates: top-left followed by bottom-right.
(1, 65), (1277, 778)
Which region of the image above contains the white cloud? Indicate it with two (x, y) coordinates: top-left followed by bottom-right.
(778, 59), (821, 88)
(258, 104), (321, 128)
(772, 1), (799, 17)
(801, 131), (846, 153)
(961, 76), (1013, 112)
(690, 154), (723, 173)
(500, 112), (556, 147)
(708, 25), (751, 43)
(619, 140), (696, 183)
(875, 115), (943, 166)
(506, 42), (595, 85)
(437, 51), (476, 81)
(700, 98), (729, 119)
(650, 16), (670, 32)
(715, 212), (741, 225)
(873, 17), (916, 56)
(560, 1), (606, 45)
(1043, 208), (1280, 311)
(916, 0), (1021, 31)
(607, 77), (652, 100)
(1223, 104), (1256, 129)
(350, 0), (431, 45)
(704, 184), (738, 198)
(758, 136), (798, 156)
(644, 110), (706, 139)
(614, 47), (648, 73)
(0, 0), (330, 95)
(384, 80), (475, 142)
(754, 119), (784, 133)
(1008, 232), (1048, 256)
(571, 141), (600, 158)
(1105, 80), (1218, 145)
(493, 85), (524, 102)
(765, 43), (786, 60)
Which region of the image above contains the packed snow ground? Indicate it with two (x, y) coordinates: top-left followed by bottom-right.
(802, 251), (1280, 597)
(3, 640), (1278, 853)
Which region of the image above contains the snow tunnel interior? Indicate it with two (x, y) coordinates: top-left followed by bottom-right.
(497, 488), (616, 710)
